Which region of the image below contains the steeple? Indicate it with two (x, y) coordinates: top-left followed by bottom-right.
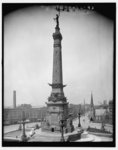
(84, 99), (86, 115)
(13, 90), (16, 109)
(91, 92), (94, 108)
(90, 92), (95, 120)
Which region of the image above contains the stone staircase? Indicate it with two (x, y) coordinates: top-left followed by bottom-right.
(29, 134), (61, 142)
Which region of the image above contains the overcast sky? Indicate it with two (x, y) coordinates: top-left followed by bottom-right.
(4, 6), (113, 107)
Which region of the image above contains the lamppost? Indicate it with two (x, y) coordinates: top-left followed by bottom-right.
(78, 105), (81, 127)
(21, 111), (27, 142)
(60, 118), (65, 142)
(78, 112), (81, 127)
(18, 110), (22, 130)
(19, 121), (22, 130)
(101, 115), (105, 131)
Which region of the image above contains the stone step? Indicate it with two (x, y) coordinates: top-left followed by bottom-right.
(29, 134), (61, 142)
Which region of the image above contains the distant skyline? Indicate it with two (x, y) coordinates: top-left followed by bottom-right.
(4, 6), (113, 107)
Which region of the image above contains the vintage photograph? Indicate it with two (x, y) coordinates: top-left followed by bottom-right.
(2, 3), (115, 147)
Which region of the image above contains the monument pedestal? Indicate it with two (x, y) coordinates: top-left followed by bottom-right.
(42, 101), (72, 133)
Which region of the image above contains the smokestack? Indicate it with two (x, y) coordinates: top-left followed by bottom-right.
(13, 90), (16, 109)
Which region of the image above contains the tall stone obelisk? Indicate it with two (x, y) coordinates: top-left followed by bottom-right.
(42, 14), (73, 133)
(49, 14), (66, 99)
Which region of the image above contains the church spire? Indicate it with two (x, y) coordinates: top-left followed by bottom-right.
(91, 92), (94, 107)
(90, 92), (96, 120)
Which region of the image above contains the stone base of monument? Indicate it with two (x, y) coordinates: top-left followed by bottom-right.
(66, 129), (83, 142)
(87, 127), (112, 137)
(81, 131), (88, 139)
(41, 120), (75, 134)
(74, 130), (95, 142)
(41, 126), (60, 133)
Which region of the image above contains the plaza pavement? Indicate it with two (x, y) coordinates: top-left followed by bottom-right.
(28, 115), (113, 142)
(4, 115), (113, 142)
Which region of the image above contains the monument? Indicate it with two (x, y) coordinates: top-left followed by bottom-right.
(42, 14), (74, 133)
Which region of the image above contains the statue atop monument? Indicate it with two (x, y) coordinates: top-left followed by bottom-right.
(54, 14), (59, 28)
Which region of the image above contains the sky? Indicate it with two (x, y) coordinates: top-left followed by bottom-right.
(4, 6), (113, 107)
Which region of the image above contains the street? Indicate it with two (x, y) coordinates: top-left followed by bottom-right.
(73, 114), (113, 133)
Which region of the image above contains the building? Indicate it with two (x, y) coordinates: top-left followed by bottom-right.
(4, 107), (46, 125)
(95, 108), (106, 122)
(109, 100), (113, 113)
(4, 91), (46, 125)
(41, 14), (74, 133)
(108, 100), (113, 124)
(92, 100), (113, 124)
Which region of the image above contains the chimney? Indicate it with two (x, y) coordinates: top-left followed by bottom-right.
(13, 90), (16, 109)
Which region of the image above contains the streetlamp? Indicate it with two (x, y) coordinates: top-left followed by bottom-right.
(101, 116), (105, 131)
(18, 122), (22, 130)
(18, 111), (22, 130)
(60, 119), (65, 142)
(78, 105), (81, 127)
(20, 111), (27, 142)
(78, 112), (81, 127)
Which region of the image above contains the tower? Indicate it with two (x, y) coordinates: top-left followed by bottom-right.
(13, 90), (16, 109)
(84, 99), (86, 115)
(42, 14), (73, 133)
(89, 92), (95, 121)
